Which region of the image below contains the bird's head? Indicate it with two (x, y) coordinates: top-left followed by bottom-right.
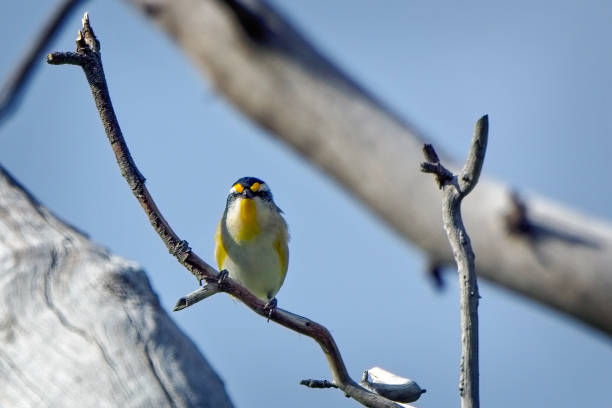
(224, 177), (279, 241)
(227, 176), (274, 203)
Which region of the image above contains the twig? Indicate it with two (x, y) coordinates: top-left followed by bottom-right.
(421, 115), (488, 408)
(0, 0), (86, 125)
(173, 283), (220, 311)
(47, 13), (415, 408)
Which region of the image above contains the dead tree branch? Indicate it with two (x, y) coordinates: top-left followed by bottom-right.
(47, 13), (421, 408)
(421, 116), (488, 408)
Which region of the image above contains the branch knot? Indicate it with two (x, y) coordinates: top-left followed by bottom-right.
(171, 240), (191, 260)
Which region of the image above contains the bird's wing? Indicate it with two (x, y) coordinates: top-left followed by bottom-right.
(274, 217), (289, 281)
(215, 220), (227, 270)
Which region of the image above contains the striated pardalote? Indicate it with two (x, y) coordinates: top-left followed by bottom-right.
(215, 177), (289, 305)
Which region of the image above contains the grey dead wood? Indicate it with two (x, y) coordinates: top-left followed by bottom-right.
(121, 0), (612, 335)
(0, 165), (234, 407)
(46, 14), (417, 408)
(421, 116), (488, 408)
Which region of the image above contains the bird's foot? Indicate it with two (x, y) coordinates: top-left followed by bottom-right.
(217, 270), (229, 286)
(264, 297), (277, 320)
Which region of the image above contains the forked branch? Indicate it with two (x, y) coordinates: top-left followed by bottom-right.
(421, 115), (488, 408)
(47, 13), (422, 408)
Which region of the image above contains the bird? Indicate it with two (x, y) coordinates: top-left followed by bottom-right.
(215, 177), (289, 307)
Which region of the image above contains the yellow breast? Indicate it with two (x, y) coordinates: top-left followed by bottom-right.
(237, 198), (259, 241)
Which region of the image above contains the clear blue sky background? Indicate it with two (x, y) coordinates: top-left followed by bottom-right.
(1, 1), (611, 407)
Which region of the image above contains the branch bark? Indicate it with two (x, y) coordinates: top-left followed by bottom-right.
(47, 13), (420, 408)
(422, 116), (488, 408)
(122, 0), (612, 335)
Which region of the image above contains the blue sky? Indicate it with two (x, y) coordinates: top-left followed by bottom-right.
(1, 1), (611, 407)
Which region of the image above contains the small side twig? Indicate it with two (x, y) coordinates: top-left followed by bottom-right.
(0, 0), (86, 125)
(173, 283), (221, 311)
(420, 144), (453, 188)
(47, 13), (416, 408)
(421, 115), (488, 408)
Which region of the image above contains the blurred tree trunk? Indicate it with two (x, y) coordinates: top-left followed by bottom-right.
(126, 0), (612, 334)
(0, 165), (233, 408)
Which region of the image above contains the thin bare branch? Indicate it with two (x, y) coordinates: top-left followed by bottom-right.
(47, 13), (417, 408)
(421, 116), (488, 408)
(0, 0), (86, 125)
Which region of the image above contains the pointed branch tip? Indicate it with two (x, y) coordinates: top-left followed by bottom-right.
(422, 144), (440, 164)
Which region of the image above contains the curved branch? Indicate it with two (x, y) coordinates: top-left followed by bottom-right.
(47, 13), (416, 408)
(124, 0), (612, 335)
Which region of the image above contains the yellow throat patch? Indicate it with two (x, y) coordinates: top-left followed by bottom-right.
(238, 198), (259, 241)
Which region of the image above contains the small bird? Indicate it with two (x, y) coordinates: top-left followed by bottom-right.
(215, 177), (289, 305)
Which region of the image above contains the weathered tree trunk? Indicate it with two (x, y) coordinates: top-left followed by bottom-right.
(124, 0), (612, 335)
(0, 165), (233, 408)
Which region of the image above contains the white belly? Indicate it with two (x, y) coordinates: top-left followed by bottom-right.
(221, 237), (283, 300)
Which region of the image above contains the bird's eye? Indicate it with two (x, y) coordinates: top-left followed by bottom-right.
(250, 182), (261, 192)
(233, 183), (244, 194)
